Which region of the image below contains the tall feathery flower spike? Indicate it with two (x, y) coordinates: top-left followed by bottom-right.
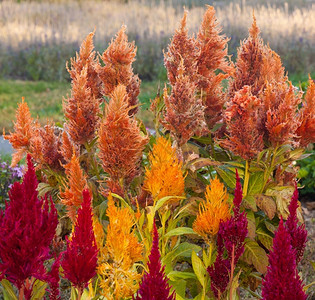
(98, 85), (148, 195)
(296, 75), (315, 147)
(219, 86), (263, 160)
(0, 155), (58, 297)
(135, 222), (175, 300)
(60, 151), (88, 222)
(3, 98), (35, 167)
(196, 5), (233, 128)
(63, 65), (100, 146)
(193, 176), (231, 242)
(46, 256), (61, 300)
(98, 193), (143, 299)
(143, 136), (185, 205)
(67, 30), (102, 101)
(285, 183), (307, 264)
(61, 189), (98, 296)
(97, 25), (140, 114)
(261, 218), (307, 300)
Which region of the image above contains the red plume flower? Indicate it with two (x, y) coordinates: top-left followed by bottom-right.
(46, 256), (61, 300)
(262, 218), (307, 300)
(285, 184), (307, 264)
(0, 155), (58, 295)
(135, 222), (175, 300)
(61, 189), (98, 294)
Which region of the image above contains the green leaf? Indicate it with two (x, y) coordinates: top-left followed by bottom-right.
(242, 239), (268, 274)
(168, 271), (197, 281)
(246, 211), (256, 239)
(155, 196), (185, 211)
(187, 158), (220, 172)
(256, 227), (274, 250)
(37, 182), (54, 198)
(1, 279), (18, 300)
(170, 279), (187, 299)
(311, 261), (315, 271)
(243, 196), (257, 212)
(264, 220), (277, 233)
(247, 172), (264, 195)
(31, 280), (47, 300)
(191, 251), (207, 288)
(215, 167), (236, 189)
(164, 227), (196, 238)
(229, 270), (241, 300)
(255, 194), (277, 220)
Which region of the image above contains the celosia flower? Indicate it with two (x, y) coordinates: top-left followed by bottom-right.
(0, 155), (58, 294)
(60, 151), (88, 222)
(61, 189), (98, 295)
(296, 75), (315, 147)
(208, 170), (247, 297)
(98, 193), (143, 299)
(193, 176), (231, 241)
(164, 10), (198, 86)
(67, 30), (102, 101)
(135, 222), (175, 300)
(93, 216), (105, 251)
(285, 184), (307, 264)
(220, 86), (263, 160)
(98, 85), (148, 193)
(143, 136), (185, 205)
(163, 62), (209, 146)
(3, 98), (35, 167)
(46, 256), (61, 300)
(262, 218), (307, 300)
(262, 80), (301, 147)
(196, 6), (233, 128)
(63, 65), (100, 146)
(97, 25), (140, 114)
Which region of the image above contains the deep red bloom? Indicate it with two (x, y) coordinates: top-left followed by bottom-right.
(0, 155), (58, 294)
(262, 218), (307, 300)
(135, 222), (175, 300)
(61, 189), (98, 292)
(46, 256), (61, 300)
(286, 184), (307, 264)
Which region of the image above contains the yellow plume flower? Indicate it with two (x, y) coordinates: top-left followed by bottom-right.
(98, 193), (143, 299)
(193, 176), (231, 241)
(143, 136), (185, 205)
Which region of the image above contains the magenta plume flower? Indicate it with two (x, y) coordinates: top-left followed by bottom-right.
(286, 183), (307, 264)
(0, 155), (58, 296)
(61, 189), (98, 293)
(262, 218), (307, 300)
(208, 171), (247, 298)
(135, 222), (175, 300)
(46, 256), (61, 300)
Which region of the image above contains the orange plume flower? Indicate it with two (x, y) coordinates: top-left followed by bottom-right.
(220, 86), (264, 160)
(197, 6), (233, 128)
(97, 25), (140, 114)
(98, 85), (148, 192)
(163, 62), (208, 146)
(3, 98), (35, 167)
(63, 66), (100, 146)
(143, 136), (185, 205)
(98, 193), (143, 299)
(67, 30), (102, 101)
(60, 151), (88, 221)
(262, 81), (301, 147)
(193, 176), (231, 241)
(296, 76), (315, 147)
(164, 10), (198, 86)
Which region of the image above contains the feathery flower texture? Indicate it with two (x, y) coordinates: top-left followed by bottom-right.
(193, 176), (230, 241)
(0, 155), (58, 295)
(135, 222), (175, 300)
(262, 218), (307, 300)
(143, 136), (185, 205)
(98, 193), (143, 299)
(61, 189), (98, 294)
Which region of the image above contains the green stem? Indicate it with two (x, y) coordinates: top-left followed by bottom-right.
(209, 133), (216, 160)
(261, 145), (278, 193)
(243, 160), (250, 197)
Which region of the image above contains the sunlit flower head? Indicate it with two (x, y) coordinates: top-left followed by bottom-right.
(193, 176), (230, 241)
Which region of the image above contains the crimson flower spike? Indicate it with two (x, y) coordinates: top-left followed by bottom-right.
(135, 222), (175, 300)
(286, 183), (307, 264)
(0, 155), (58, 298)
(262, 218), (307, 300)
(61, 189), (98, 296)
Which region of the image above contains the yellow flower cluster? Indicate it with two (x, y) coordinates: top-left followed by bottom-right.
(97, 193), (143, 299)
(143, 136), (185, 205)
(193, 176), (231, 242)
